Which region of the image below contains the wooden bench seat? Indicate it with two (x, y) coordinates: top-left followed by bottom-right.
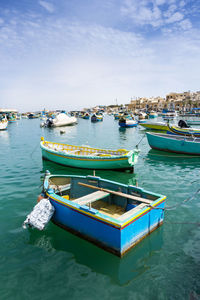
(117, 203), (147, 221)
(73, 191), (110, 206)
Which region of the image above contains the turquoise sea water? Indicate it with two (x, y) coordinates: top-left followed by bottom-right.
(0, 116), (199, 300)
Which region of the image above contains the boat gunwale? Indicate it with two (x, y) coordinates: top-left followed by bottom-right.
(40, 140), (137, 160)
(146, 132), (200, 143)
(44, 175), (166, 228)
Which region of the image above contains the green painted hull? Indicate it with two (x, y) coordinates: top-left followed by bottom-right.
(41, 143), (139, 170)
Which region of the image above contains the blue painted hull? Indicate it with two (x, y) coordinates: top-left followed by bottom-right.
(146, 132), (200, 155)
(44, 175), (166, 256)
(119, 122), (137, 128)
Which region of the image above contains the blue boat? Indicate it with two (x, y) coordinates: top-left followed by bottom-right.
(119, 117), (138, 128)
(146, 132), (200, 155)
(91, 113), (103, 122)
(41, 172), (166, 256)
(167, 124), (200, 137)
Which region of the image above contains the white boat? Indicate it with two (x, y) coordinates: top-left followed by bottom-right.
(41, 113), (77, 127)
(139, 121), (169, 131)
(0, 117), (8, 130)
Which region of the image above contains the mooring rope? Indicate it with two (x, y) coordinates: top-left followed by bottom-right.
(135, 134), (146, 148)
(30, 140), (40, 159)
(148, 188), (200, 212)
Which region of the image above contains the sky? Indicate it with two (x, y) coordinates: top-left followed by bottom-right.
(0, 0), (200, 112)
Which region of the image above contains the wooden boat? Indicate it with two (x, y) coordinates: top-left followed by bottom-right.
(149, 111), (158, 119)
(146, 132), (200, 155)
(40, 137), (139, 171)
(41, 172), (166, 256)
(139, 121), (168, 131)
(91, 113), (103, 122)
(167, 125), (200, 137)
(82, 113), (90, 119)
(119, 117), (137, 128)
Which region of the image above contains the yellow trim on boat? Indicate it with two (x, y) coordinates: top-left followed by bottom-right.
(41, 137), (129, 155)
(122, 196), (166, 226)
(47, 193), (121, 228)
(47, 193), (166, 228)
(43, 149), (128, 161)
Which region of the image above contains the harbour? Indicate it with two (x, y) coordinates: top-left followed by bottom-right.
(0, 115), (199, 299)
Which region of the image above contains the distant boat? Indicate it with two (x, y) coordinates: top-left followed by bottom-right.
(0, 117), (8, 130)
(28, 113), (38, 119)
(82, 113), (90, 119)
(42, 113), (77, 127)
(35, 172), (166, 256)
(8, 114), (17, 122)
(146, 132), (200, 155)
(139, 121), (169, 131)
(167, 124), (200, 137)
(40, 137), (139, 171)
(119, 117), (137, 128)
(149, 111), (158, 118)
(91, 113), (103, 122)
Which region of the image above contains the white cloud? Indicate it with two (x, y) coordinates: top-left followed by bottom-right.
(39, 1), (55, 13)
(179, 1), (186, 7)
(155, 0), (166, 5)
(0, 2), (200, 111)
(0, 18), (4, 25)
(166, 12), (184, 23)
(121, 0), (191, 31)
(179, 19), (192, 30)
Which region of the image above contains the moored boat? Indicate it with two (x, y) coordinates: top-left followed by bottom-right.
(139, 121), (168, 131)
(38, 172), (166, 256)
(91, 113), (103, 122)
(119, 117), (137, 128)
(0, 116), (8, 130)
(40, 137), (139, 171)
(149, 111), (158, 119)
(146, 132), (200, 155)
(42, 113), (77, 127)
(82, 113), (90, 119)
(167, 124), (200, 137)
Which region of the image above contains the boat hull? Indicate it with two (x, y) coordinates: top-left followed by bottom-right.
(119, 124), (137, 128)
(167, 125), (200, 137)
(140, 123), (168, 131)
(40, 139), (139, 170)
(146, 132), (200, 155)
(0, 121), (8, 130)
(41, 148), (137, 170)
(45, 175), (165, 256)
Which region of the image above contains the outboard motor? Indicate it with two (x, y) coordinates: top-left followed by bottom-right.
(46, 118), (54, 127)
(178, 119), (190, 128)
(119, 117), (126, 124)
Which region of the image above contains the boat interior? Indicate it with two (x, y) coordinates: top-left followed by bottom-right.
(47, 176), (158, 220)
(43, 141), (129, 156)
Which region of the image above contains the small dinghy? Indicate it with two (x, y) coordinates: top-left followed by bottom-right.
(36, 171), (166, 256)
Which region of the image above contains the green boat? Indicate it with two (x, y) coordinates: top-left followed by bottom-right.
(40, 137), (139, 171)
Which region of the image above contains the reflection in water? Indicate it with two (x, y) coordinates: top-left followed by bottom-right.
(40, 123), (78, 140)
(42, 159), (138, 186)
(28, 224), (163, 285)
(146, 149), (200, 169)
(0, 130), (10, 144)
